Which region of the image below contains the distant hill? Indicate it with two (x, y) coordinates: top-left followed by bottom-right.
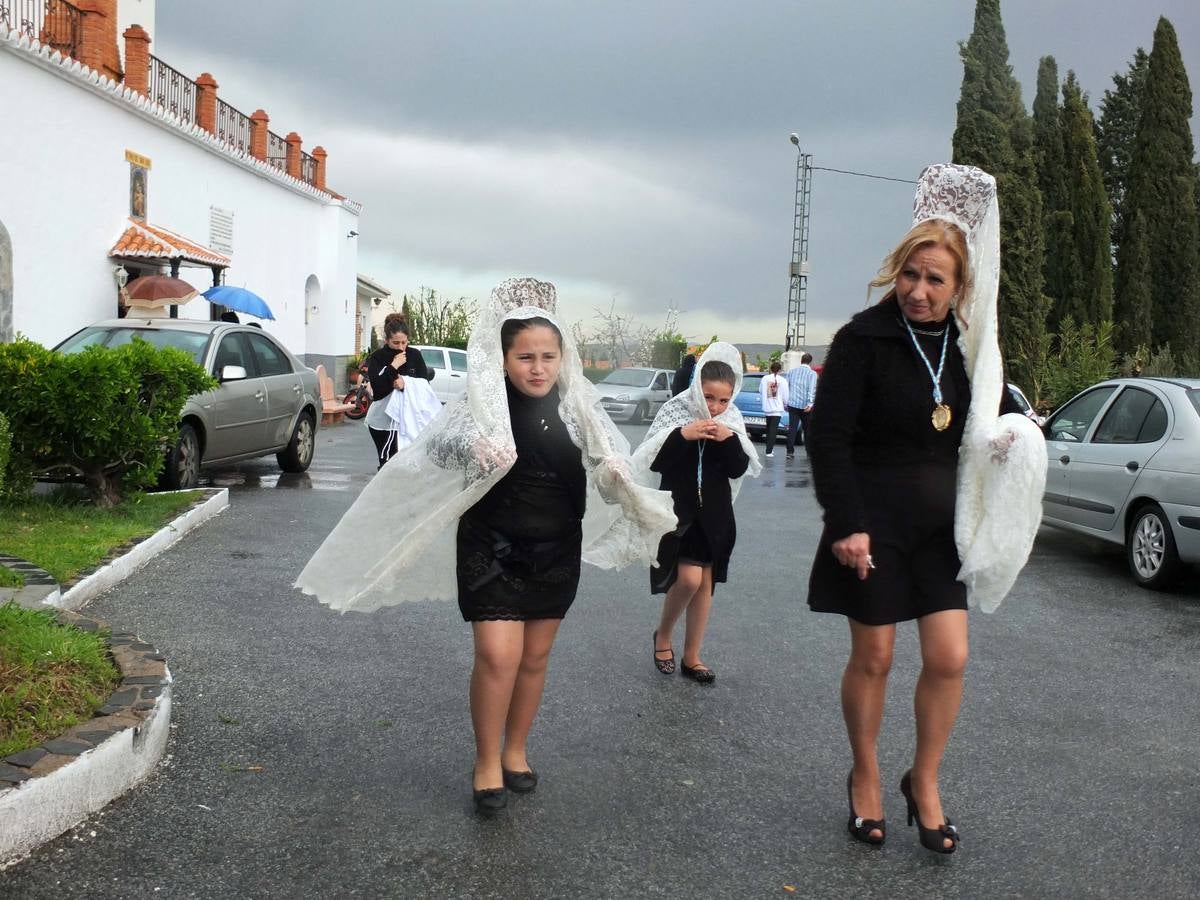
(736, 343), (828, 366)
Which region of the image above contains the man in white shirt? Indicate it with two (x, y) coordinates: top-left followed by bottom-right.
(759, 360), (789, 458)
(784, 352), (818, 459)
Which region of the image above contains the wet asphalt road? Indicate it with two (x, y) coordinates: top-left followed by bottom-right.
(3, 420), (1200, 898)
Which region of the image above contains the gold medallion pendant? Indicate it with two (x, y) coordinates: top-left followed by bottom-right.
(931, 404), (952, 431)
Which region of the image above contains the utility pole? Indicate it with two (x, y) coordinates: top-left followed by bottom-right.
(786, 134), (813, 351)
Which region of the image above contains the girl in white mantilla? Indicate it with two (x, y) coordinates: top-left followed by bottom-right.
(296, 278), (676, 815)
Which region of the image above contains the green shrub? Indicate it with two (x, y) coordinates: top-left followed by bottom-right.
(1032, 318), (1117, 411)
(0, 337), (216, 506)
(0, 411), (10, 498)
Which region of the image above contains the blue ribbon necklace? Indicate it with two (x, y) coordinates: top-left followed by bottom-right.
(902, 317), (953, 431)
(696, 440), (706, 507)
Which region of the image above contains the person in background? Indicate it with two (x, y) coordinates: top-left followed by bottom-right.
(671, 353), (697, 396)
(784, 352), (818, 459)
(759, 360), (789, 458)
(364, 314), (432, 468)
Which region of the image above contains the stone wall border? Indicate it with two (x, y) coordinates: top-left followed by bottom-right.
(0, 609), (173, 865)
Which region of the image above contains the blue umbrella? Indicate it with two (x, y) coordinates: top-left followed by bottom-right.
(202, 285), (276, 321)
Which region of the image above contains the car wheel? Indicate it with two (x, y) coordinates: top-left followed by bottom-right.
(630, 401), (648, 424)
(163, 423), (200, 490)
(277, 412), (316, 473)
(1126, 503), (1183, 590)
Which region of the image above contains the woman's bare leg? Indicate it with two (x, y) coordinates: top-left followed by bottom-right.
(502, 618), (562, 773)
(911, 609), (968, 847)
(843, 619), (896, 840)
(469, 620), (524, 790)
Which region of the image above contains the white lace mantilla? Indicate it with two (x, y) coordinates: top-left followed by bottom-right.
(911, 164), (1047, 613)
(295, 278), (677, 613)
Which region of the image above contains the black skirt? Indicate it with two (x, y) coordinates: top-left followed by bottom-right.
(808, 461), (967, 625)
(456, 516), (582, 621)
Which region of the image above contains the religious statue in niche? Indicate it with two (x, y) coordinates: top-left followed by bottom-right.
(130, 166), (148, 221)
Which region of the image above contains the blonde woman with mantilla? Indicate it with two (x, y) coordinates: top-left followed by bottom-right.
(296, 278), (676, 815)
(806, 166), (1046, 853)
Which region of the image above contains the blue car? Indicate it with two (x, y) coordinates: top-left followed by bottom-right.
(734, 373), (789, 439)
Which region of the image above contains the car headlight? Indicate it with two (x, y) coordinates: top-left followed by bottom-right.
(612, 393), (630, 402)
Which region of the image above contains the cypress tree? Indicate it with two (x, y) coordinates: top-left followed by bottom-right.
(952, 0), (1047, 388)
(1118, 17), (1200, 350)
(1033, 56), (1075, 328)
(1116, 209), (1153, 350)
(1097, 48), (1150, 251)
(1061, 72), (1115, 325)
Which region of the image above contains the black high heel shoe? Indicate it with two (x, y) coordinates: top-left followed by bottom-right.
(846, 771), (886, 845)
(899, 770), (959, 854)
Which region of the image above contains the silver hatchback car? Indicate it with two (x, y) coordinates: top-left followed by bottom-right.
(56, 318), (320, 489)
(1041, 377), (1200, 589)
(595, 367), (674, 423)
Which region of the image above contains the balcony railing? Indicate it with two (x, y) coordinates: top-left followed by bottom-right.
(0, 0), (82, 59)
(216, 98), (251, 154)
(266, 130), (288, 172)
(300, 150), (317, 185)
(149, 53), (196, 125)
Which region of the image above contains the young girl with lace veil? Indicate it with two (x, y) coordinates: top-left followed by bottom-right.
(295, 277), (676, 815)
(635, 343), (761, 683)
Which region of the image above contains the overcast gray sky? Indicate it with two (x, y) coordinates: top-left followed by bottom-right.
(157, 1), (1199, 345)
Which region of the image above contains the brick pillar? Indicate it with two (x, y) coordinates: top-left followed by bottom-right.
(196, 73), (219, 134)
(285, 132), (302, 179)
(312, 146), (328, 192)
(74, 0), (121, 80)
(249, 109), (269, 161)
(41, 1), (79, 59)
(122, 25), (151, 96)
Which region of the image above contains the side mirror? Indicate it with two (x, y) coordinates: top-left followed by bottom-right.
(220, 364), (248, 382)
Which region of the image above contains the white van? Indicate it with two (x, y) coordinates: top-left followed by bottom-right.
(413, 345), (469, 404)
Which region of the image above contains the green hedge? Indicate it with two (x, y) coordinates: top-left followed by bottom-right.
(0, 337), (215, 506)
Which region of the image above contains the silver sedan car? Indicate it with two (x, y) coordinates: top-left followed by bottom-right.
(1041, 377), (1200, 589)
(56, 318), (320, 489)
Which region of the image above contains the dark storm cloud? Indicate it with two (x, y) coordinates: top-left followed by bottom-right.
(156, 1), (1199, 343)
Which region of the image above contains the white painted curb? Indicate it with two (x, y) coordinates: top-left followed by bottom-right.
(50, 489), (229, 611)
(0, 673), (172, 866)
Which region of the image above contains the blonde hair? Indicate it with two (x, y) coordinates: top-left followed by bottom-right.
(868, 219), (969, 304)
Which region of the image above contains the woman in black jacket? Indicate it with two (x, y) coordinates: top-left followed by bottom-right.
(363, 314), (433, 467)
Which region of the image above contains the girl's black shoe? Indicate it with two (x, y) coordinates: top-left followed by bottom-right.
(899, 770), (959, 854)
(846, 771), (886, 845)
(472, 786), (507, 814)
(679, 662), (715, 684)
(652, 630), (675, 674)
(502, 768), (538, 793)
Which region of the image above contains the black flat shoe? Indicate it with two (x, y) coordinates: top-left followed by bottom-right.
(679, 662), (715, 684)
(502, 768), (538, 793)
(653, 630), (675, 674)
(899, 770), (959, 854)
(846, 771), (886, 845)
(472, 786), (507, 814)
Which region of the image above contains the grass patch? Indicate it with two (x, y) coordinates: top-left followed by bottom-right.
(0, 603), (122, 757)
(0, 490), (202, 584)
(0, 567), (23, 589)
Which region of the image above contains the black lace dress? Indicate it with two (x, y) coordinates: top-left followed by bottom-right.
(456, 381), (587, 622)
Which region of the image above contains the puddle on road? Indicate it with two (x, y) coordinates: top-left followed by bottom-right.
(201, 468), (369, 493)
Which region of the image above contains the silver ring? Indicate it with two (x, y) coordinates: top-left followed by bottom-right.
(866, 555), (876, 569)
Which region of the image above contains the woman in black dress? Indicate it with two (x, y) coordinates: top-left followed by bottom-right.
(808, 213), (1023, 853)
(363, 313), (432, 467)
(458, 314), (590, 813)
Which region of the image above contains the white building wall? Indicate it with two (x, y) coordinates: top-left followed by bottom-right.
(0, 38), (358, 361)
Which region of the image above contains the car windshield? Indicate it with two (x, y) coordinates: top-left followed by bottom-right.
(740, 375), (763, 393)
(1007, 385), (1031, 413)
(57, 327), (211, 364)
(602, 369), (654, 387)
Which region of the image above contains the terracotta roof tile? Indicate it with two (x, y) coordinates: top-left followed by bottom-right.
(110, 218), (231, 267)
